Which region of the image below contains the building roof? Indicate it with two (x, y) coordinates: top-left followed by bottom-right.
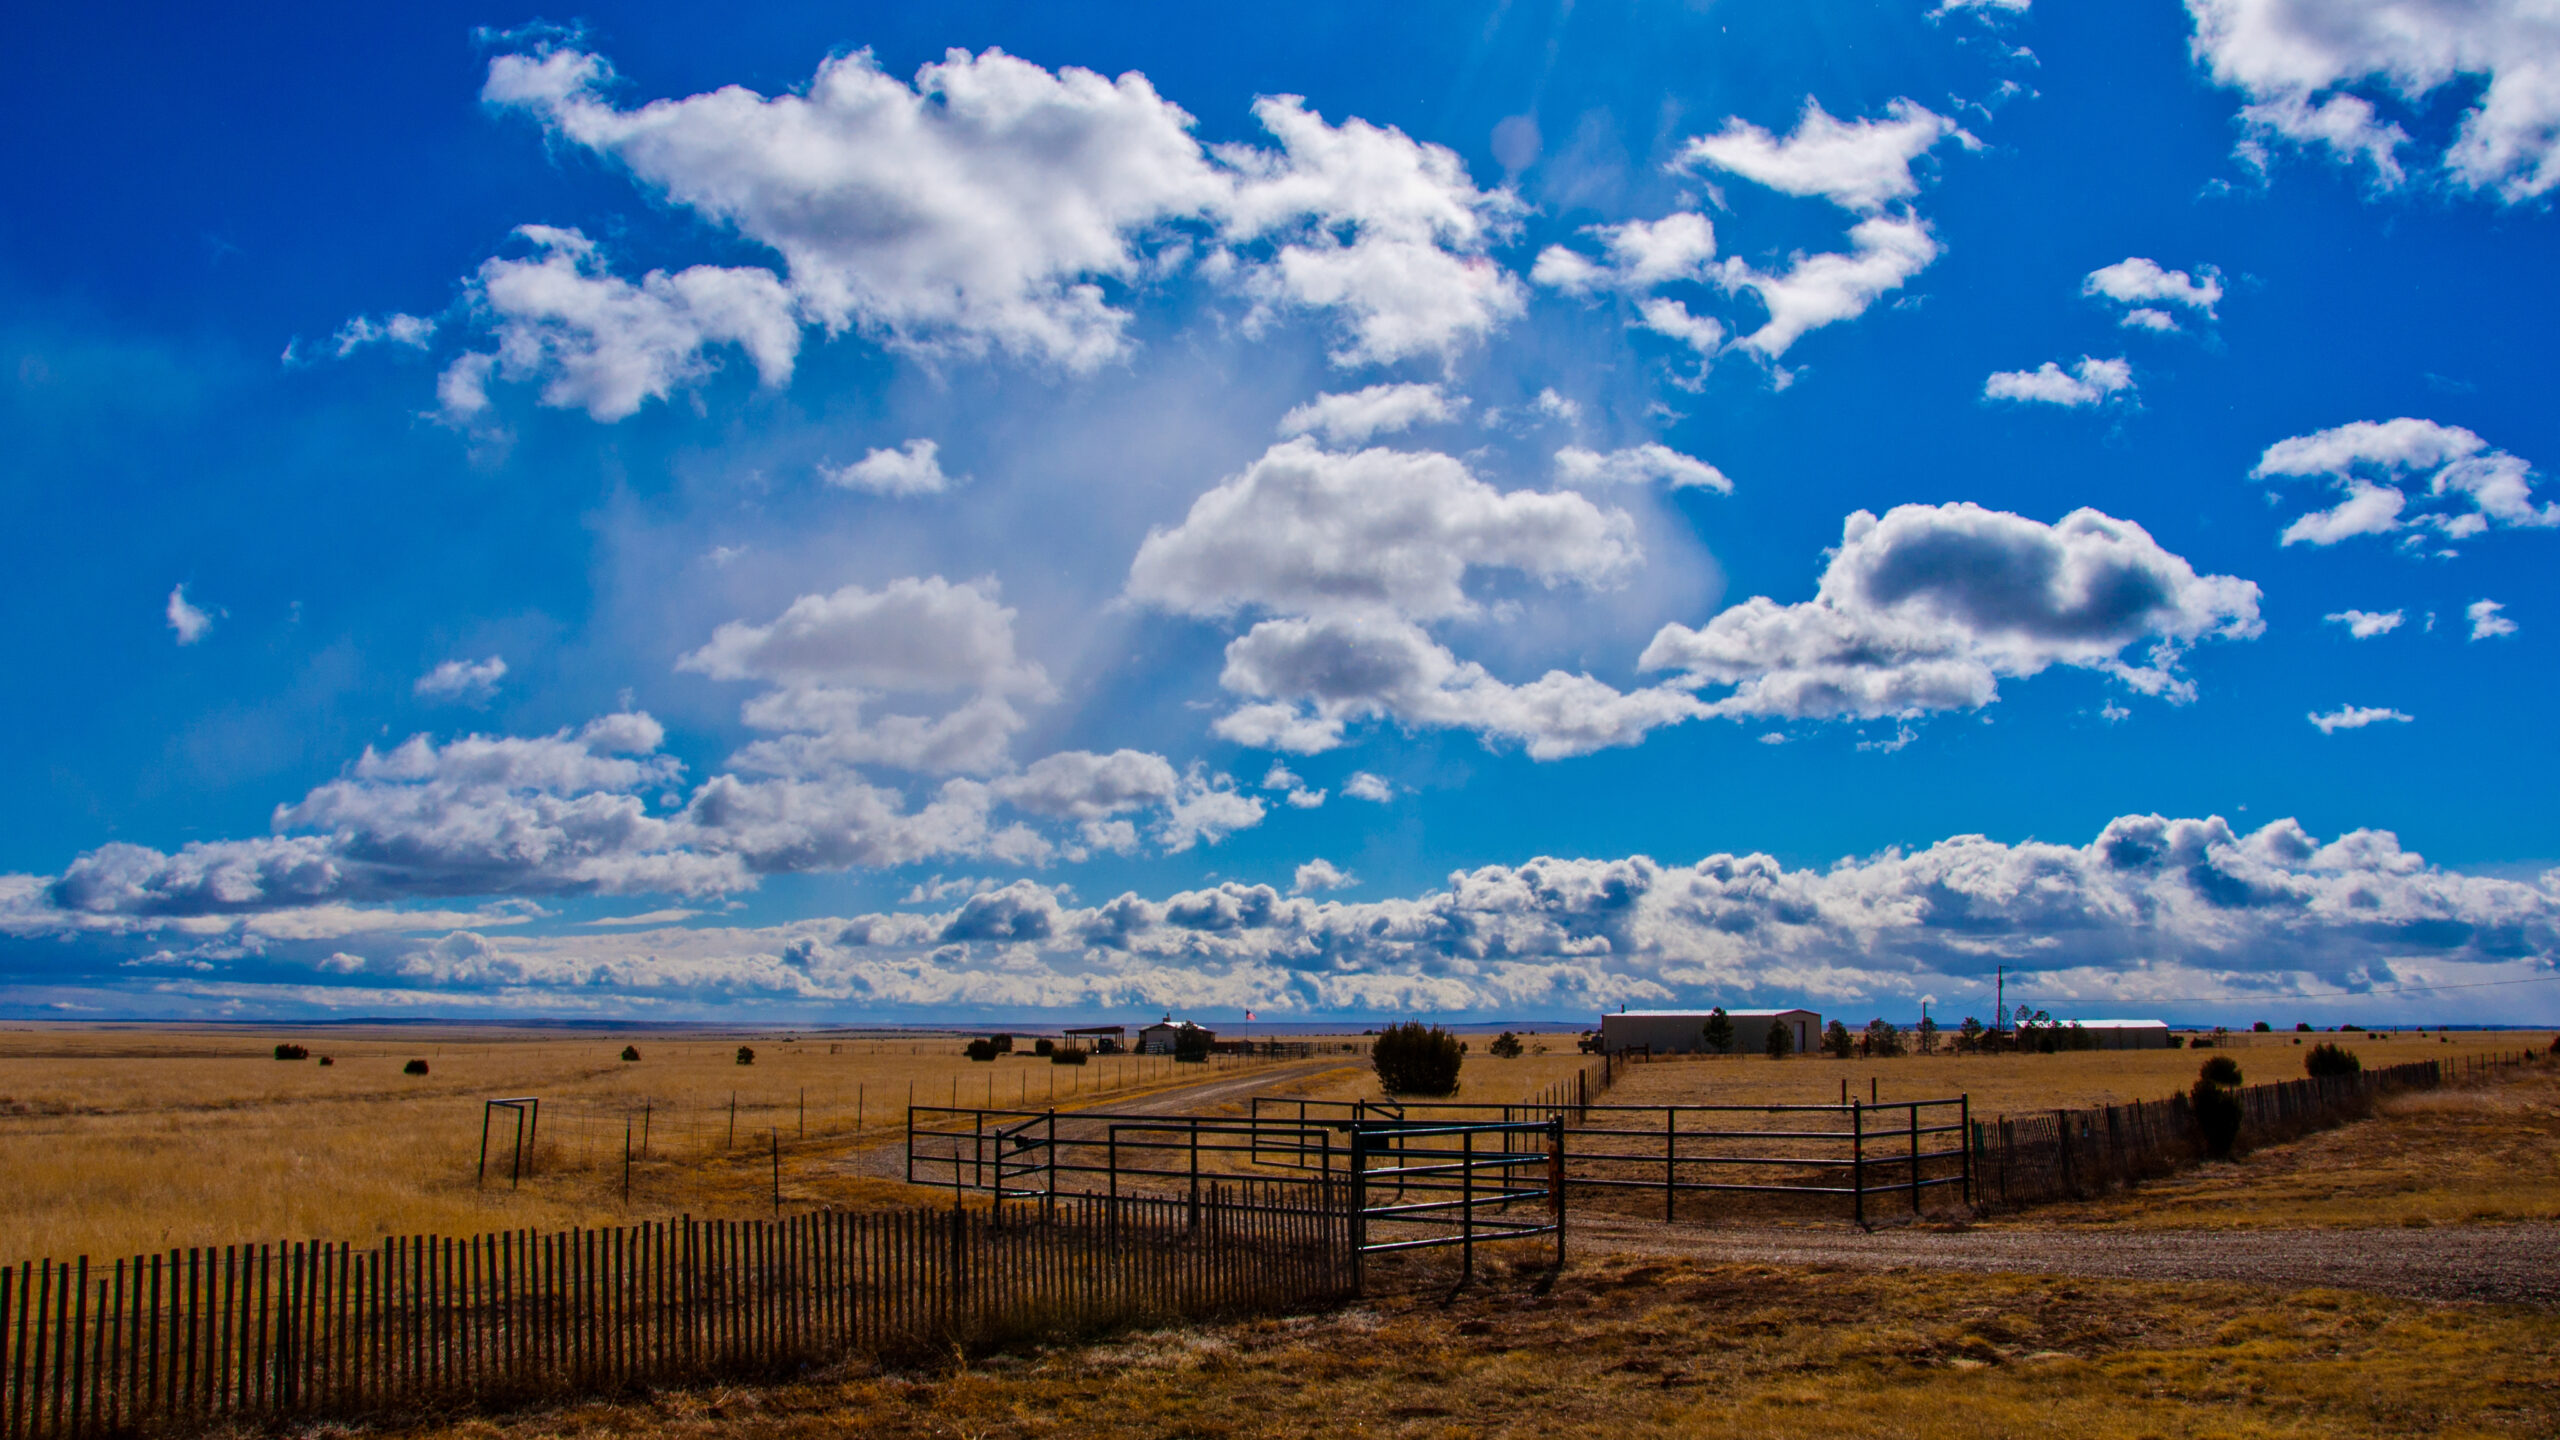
(2058, 1018), (2171, 1028)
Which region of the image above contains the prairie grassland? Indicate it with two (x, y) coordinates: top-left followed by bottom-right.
(403, 1255), (2560, 1440)
(1594, 1030), (2548, 1117)
(2011, 1063), (2560, 1230)
(0, 1025), (1313, 1265)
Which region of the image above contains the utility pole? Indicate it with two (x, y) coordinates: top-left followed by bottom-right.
(1995, 966), (2005, 1033)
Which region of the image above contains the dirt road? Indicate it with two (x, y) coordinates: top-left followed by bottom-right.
(1570, 1212), (2560, 1307)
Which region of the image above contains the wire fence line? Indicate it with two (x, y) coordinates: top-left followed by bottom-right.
(1971, 1050), (2540, 1208)
(0, 1185), (1356, 1440)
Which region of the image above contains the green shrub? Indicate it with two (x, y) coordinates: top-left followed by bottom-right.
(2191, 1076), (2242, 1159)
(2252, 1021), (2272, 1032)
(1822, 1020), (1855, 1059)
(735, 1045), (756, 1066)
(273, 1043), (309, 1061)
(1765, 1020), (1794, 1059)
(1051, 1046), (1089, 1065)
(1862, 1019), (1904, 1057)
(1371, 1022), (1463, 1096)
(1488, 1031), (1524, 1059)
(402, 1059), (429, 1076)
(1174, 1027), (1211, 1063)
(989, 1033), (1015, 1054)
(2304, 1042), (2362, 1078)
(317, 1056), (334, 1067)
(2199, 1055), (2243, 1087)
(620, 1045), (641, 1062)
(964, 1039), (998, 1062)
(1033, 1038), (1055, 1056)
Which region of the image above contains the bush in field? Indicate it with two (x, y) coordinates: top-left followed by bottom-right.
(2192, 1055), (2244, 1158)
(964, 1039), (998, 1062)
(989, 1034), (1015, 1054)
(2304, 1042), (2362, 1079)
(1488, 1031), (1524, 1059)
(1033, 1038), (1055, 1056)
(2252, 1021), (2272, 1032)
(1051, 1046), (1089, 1065)
(1701, 1008), (1736, 1056)
(318, 1056), (334, 1066)
(1822, 1020), (1855, 1059)
(1957, 1016), (1984, 1054)
(402, 1059), (429, 1076)
(620, 1045), (641, 1062)
(1765, 1020), (1793, 1059)
(735, 1045), (756, 1066)
(1862, 1019), (1905, 1058)
(273, 1043), (309, 1061)
(1372, 1022), (1463, 1096)
(1174, 1027), (1211, 1063)
(1917, 1014), (1939, 1055)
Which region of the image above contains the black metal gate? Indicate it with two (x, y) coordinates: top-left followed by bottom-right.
(1348, 1117), (1564, 1288)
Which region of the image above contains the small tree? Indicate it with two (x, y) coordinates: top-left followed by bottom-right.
(1822, 1020), (1855, 1059)
(1957, 1016), (1984, 1054)
(1917, 1014), (1939, 1055)
(1174, 1026), (1211, 1064)
(2252, 1021), (2272, 1032)
(273, 1043), (309, 1061)
(620, 1045), (641, 1062)
(1372, 1022), (1464, 1096)
(2192, 1056), (2243, 1158)
(1701, 1008), (1736, 1056)
(2304, 1042), (2362, 1079)
(1765, 1019), (1793, 1059)
(402, 1059), (429, 1076)
(1033, 1038), (1055, 1056)
(1488, 1031), (1524, 1059)
(1863, 1019), (1905, 1058)
(964, 1039), (998, 1062)
(735, 1045), (756, 1066)
(989, 1033), (1015, 1054)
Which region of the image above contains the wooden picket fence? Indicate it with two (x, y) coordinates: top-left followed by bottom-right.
(0, 1183), (1352, 1440)
(1972, 1051), (2535, 1207)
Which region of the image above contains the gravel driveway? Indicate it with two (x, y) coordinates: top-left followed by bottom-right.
(1571, 1212), (2560, 1307)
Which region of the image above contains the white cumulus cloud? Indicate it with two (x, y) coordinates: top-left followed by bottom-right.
(1126, 439), (1638, 622)
(2189, 0), (2560, 201)
(2082, 257), (2223, 330)
(2467, 598), (2519, 640)
(1716, 213), (1943, 360)
(2325, 609), (2404, 638)
(2252, 417), (2554, 548)
(1983, 356), (2136, 406)
(821, 439), (955, 496)
(2310, 704), (2413, 733)
(1531, 212), (1718, 294)
(1642, 503), (2263, 722)
(1678, 98), (1967, 213)
(1276, 383), (1465, 445)
(1291, 858), (1356, 894)
(1553, 444), (1733, 493)
(415, 656), (508, 703)
(165, 585), (212, 646)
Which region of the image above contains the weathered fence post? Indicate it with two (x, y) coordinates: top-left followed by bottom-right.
(1850, 1101), (1866, 1229)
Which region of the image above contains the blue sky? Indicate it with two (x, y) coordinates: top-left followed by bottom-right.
(5, 0), (2558, 1026)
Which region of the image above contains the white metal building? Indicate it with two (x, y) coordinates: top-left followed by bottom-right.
(1136, 1015), (1216, 1054)
(2056, 1019), (2172, 1050)
(1598, 1008), (1819, 1056)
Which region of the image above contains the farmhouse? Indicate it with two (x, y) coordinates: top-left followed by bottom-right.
(1137, 1015), (1215, 1054)
(2058, 1018), (2172, 1050)
(1599, 1008), (1820, 1056)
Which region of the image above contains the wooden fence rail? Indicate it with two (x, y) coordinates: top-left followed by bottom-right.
(0, 1184), (1353, 1440)
(1972, 1052), (2536, 1208)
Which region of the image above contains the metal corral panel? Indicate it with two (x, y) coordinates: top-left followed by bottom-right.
(1599, 1008), (1820, 1056)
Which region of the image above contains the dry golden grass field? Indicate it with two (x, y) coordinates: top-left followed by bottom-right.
(0, 1025), (2543, 1266)
(6, 1023), (2558, 1439)
(0, 1024), (1342, 1264)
